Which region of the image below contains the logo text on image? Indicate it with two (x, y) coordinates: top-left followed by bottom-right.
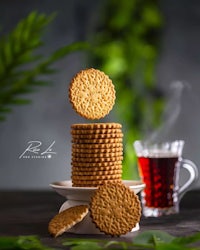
(19, 140), (56, 159)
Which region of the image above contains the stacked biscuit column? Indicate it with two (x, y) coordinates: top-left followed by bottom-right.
(71, 123), (123, 187)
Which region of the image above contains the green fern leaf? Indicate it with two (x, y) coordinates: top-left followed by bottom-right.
(0, 11), (88, 121)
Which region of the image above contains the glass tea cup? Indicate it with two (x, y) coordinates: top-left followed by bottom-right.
(134, 140), (198, 217)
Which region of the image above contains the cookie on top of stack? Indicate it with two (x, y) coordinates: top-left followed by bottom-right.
(71, 123), (123, 187)
(69, 68), (116, 120)
(69, 68), (123, 187)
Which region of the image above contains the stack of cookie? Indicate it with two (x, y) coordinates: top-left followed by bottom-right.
(68, 68), (124, 187)
(48, 68), (143, 238)
(71, 123), (123, 187)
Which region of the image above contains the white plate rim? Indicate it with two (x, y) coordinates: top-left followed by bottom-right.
(50, 179), (145, 191)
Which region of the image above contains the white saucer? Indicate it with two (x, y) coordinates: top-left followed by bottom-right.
(50, 180), (145, 234)
(50, 180), (145, 201)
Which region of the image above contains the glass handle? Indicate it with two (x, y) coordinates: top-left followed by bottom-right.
(179, 159), (198, 199)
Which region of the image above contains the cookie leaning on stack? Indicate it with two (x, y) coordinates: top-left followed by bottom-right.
(71, 123), (123, 187)
(90, 182), (141, 236)
(48, 205), (89, 237)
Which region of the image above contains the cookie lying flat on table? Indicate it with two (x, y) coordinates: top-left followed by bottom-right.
(90, 182), (141, 236)
(48, 205), (89, 237)
(69, 69), (116, 120)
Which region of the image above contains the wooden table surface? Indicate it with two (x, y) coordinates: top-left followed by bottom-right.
(0, 189), (200, 248)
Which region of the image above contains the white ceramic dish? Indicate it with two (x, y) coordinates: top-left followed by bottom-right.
(50, 180), (145, 234)
(50, 180), (145, 201)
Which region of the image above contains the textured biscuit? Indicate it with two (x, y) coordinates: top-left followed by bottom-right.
(72, 156), (123, 163)
(72, 165), (122, 172)
(71, 132), (123, 139)
(72, 137), (123, 144)
(48, 205), (89, 237)
(90, 182), (141, 236)
(72, 143), (123, 149)
(71, 128), (122, 135)
(72, 169), (122, 176)
(72, 179), (121, 187)
(70, 121), (124, 188)
(72, 151), (123, 159)
(72, 173), (122, 181)
(72, 146), (123, 154)
(69, 69), (116, 119)
(71, 161), (122, 167)
(71, 123), (121, 130)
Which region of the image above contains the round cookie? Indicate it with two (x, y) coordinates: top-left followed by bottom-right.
(71, 137), (123, 144)
(72, 155), (123, 163)
(72, 173), (122, 181)
(72, 165), (122, 172)
(72, 143), (123, 149)
(72, 179), (121, 187)
(72, 146), (123, 154)
(71, 132), (123, 139)
(48, 205), (89, 237)
(72, 169), (122, 176)
(71, 161), (122, 167)
(69, 69), (116, 119)
(90, 182), (141, 236)
(71, 128), (122, 135)
(71, 123), (122, 130)
(72, 151), (123, 159)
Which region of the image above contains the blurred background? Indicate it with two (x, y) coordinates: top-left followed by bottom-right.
(0, 0), (200, 189)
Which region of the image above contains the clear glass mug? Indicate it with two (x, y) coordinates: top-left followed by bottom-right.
(134, 140), (198, 217)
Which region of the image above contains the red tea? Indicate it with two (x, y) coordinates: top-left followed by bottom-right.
(138, 155), (179, 208)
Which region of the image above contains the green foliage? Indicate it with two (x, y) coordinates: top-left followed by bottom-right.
(133, 230), (200, 250)
(63, 231), (200, 250)
(0, 235), (53, 250)
(0, 11), (88, 121)
(1, 231), (200, 250)
(88, 0), (164, 179)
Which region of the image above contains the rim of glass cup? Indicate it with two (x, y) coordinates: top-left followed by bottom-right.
(133, 140), (185, 157)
